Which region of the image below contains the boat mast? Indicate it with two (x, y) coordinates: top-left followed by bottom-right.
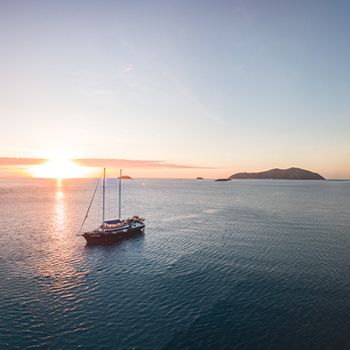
(119, 169), (122, 219)
(78, 171), (103, 235)
(102, 168), (106, 223)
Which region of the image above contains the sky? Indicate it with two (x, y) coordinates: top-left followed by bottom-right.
(0, 0), (349, 178)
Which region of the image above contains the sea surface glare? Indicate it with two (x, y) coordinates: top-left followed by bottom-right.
(0, 178), (350, 349)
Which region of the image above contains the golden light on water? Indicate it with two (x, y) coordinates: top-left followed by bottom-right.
(28, 158), (90, 179)
(55, 180), (65, 228)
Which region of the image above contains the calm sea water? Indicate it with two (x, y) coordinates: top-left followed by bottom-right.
(0, 178), (350, 349)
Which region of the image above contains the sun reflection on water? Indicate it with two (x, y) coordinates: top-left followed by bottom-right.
(55, 179), (65, 229)
(28, 179), (90, 304)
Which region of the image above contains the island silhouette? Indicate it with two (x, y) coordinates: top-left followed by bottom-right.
(117, 175), (132, 179)
(229, 167), (325, 180)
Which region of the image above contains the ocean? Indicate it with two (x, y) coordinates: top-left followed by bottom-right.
(0, 178), (349, 349)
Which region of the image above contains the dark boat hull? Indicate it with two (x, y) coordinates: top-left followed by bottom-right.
(83, 225), (145, 245)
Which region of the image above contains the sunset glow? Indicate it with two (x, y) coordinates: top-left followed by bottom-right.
(0, 1), (350, 180)
(28, 159), (90, 179)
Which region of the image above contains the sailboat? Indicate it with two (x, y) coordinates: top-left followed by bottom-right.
(80, 168), (145, 244)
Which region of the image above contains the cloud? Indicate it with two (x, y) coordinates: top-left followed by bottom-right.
(0, 158), (45, 166)
(122, 64), (134, 73)
(76, 158), (213, 169)
(0, 157), (213, 169)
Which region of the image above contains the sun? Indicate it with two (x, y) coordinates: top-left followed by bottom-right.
(28, 159), (90, 179)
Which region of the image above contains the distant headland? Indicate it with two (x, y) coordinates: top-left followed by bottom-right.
(229, 167), (325, 180)
(117, 175), (132, 180)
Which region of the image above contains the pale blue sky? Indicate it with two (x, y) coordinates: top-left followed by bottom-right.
(0, 0), (349, 178)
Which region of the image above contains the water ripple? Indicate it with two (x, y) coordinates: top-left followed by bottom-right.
(1, 179), (350, 349)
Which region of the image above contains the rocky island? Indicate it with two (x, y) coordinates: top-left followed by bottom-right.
(117, 175), (132, 179)
(229, 167), (325, 180)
